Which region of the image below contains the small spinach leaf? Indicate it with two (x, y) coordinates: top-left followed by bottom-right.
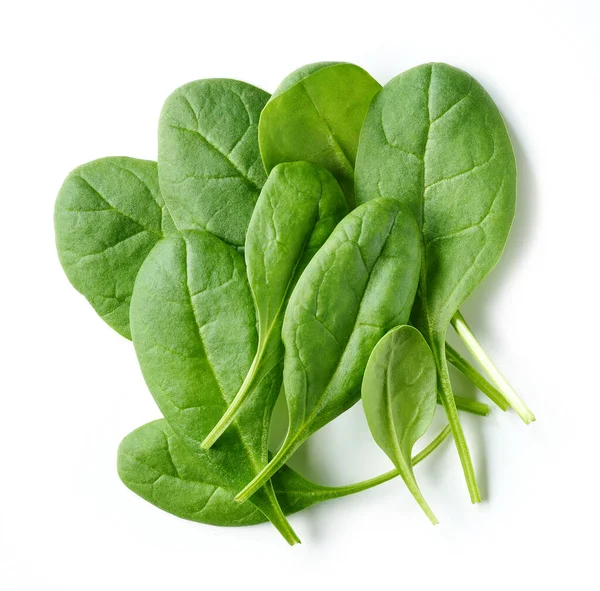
(236, 198), (421, 503)
(55, 157), (174, 338)
(118, 419), (451, 527)
(201, 161), (348, 448)
(129, 231), (299, 544)
(158, 79), (270, 247)
(355, 63), (519, 502)
(362, 325), (438, 523)
(259, 63), (381, 207)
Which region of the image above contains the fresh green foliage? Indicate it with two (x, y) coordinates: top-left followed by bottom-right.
(202, 161), (348, 448)
(355, 62), (521, 502)
(55, 157), (174, 338)
(55, 61), (534, 538)
(259, 63), (381, 207)
(158, 79), (270, 247)
(362, 326), (438, 523)
(118, 419), (451, 527)
(236, 198), (422, 503)
(129, 231), (299, 544)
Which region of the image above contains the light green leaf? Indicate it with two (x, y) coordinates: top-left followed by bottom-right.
(362, 325), (438, 523)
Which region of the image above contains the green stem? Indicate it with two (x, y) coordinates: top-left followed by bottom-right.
(263, 487), (301, 545)
(236, 434), (302, 504)
(450, 395), (490, 417)
(435, 341), (481, 504)
(451, 311), (535, 424)
(311, 425), (451, 497)
(446, 343), (509, 411)
(201, 350), (262, 449)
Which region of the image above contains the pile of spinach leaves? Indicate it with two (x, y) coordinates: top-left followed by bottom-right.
(55, 61), (534, 544)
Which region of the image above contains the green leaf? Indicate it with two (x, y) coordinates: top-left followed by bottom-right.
(259, 63), (381, 207)
(355, 62), (518, 502)
(158, 79), (270, 247)
(129, 231), (299, 544)
(236, 198), (421, 503)
(55, 157), (174, 339)
(201, 161), (349, 448)
(118, 419), (452, 527)
(362, 325), (438, 523)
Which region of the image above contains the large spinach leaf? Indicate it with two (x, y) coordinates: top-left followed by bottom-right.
(158, 79), (269, 247)
(362, 325), (438, 523)
(55, 157), (174, 339)
(355, 62), (520, 501)
(129, 231), (299, 544)
(118, 419), (451, 527)
(201, 161), (349, 448)
(236, 198), (421, 503)
(259, 63), (381, 207)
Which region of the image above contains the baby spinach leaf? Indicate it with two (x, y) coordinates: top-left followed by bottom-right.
(259, 63), (381, 207)
(129, 231), (299, 544)
(118, 419), (451, 527)
(55, 157), (174, 339)
(236, 198), (421, 503)
(362, 325), (438, 523)
(201, 161), (349, 448)
(355, 62), (520, 502)
(158, 79), (270, 247)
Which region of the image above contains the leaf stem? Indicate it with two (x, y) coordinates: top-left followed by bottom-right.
(446, 343), (509, 410)
(450, 395), (490, 416)
(435, 341), (481, 503)
(236, 435), (301, 504)
(305, 425), (451, 497)
(263, 487), (301, 545)
(451, 311), (535, 424)
(201, 351), (262, 449)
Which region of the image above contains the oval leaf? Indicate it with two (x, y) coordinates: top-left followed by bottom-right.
(355, 62), (516, 502)
(158, 79), (270, 247)
(236, 198), (421, 503)
(129, 231), (298, 544)
(202, 161), (348, 448)
(55, 157), (174, 338)
(362, 325), (438, 523)
(259, 63), (381, 207)
(118, 419), (451, 527)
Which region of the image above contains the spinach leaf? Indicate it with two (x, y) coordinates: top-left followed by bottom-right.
(55, 157), (174, 339)
(158, 79), (269, 247)
(259, 63), (381, 207)
(362, 325), (438, 523)
(355, 63), (522, 502)
(118, 419), (451, 527)
(201, 161), (349, 448)
(236, 198), (421, 503)
(129, 231), (299, 544)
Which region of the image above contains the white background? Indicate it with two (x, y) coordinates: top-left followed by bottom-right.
(1, 1), (598, 589)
